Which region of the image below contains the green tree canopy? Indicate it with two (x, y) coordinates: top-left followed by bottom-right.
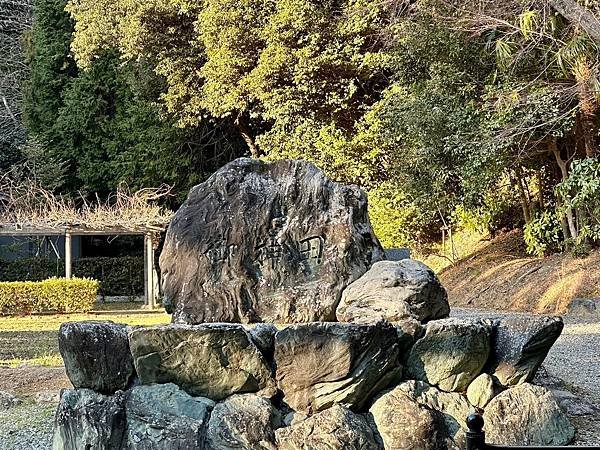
(23, 0), (246, 203)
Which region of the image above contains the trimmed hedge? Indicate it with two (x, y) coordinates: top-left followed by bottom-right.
(0, 277), (99, 314)
(0, 256), (144, 296)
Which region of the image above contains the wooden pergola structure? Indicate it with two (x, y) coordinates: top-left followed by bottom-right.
(0, 224), (164, 308)
(0, 180), (173, 309)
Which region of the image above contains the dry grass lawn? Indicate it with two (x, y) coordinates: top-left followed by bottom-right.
(440, 230), (600, 314)
(0, 302), (170, 367)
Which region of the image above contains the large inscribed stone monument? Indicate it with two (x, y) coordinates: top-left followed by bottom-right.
(160, 158), (384, 324)
(53, 160), (575, 449)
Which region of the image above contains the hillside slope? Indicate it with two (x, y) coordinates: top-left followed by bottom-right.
(438, 230), (600, 314)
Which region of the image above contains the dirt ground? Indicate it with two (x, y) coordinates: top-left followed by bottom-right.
(439, 229), (600, 314)
(0, 366), (70, 397)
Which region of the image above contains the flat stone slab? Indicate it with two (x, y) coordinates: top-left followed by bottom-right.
(274, 321), (401, 413)
(159, 158), (384, 324)
(128, 324), (275, 400)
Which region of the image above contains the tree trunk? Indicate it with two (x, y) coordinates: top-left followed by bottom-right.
(514, 166), (533, 223)
(235, 116), (262, 158)
(556, 196), (572, 249)
(548, 0), (600, 44)
(550, 138), (578, 241)
(536, 168), (546, 210)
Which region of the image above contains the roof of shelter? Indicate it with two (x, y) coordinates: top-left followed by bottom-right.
(0, 177), (172, 236)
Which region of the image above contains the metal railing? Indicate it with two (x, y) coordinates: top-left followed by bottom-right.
(465, 413), (600, 450)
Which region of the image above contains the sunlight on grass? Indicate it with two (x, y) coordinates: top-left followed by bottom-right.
(0, 304), (171, 332)
(0, 302), (171, 365)
(0, 352), (64, 368)
(416, 228), (489, 273)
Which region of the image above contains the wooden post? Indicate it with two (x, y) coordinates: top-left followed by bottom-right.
(144, 234), (149, 307)
(65, 231), (72, 279)
(145, 233), (155, 309)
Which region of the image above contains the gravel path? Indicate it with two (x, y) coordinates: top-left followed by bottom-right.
(0, 401), (54, 450)
(453, 307), (600, 445)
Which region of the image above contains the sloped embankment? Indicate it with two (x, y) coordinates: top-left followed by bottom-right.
(439, 230), (600, 314)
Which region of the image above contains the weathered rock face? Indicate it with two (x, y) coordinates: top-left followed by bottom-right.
(337, 259), (449, 324)
(395, 317), (425, 354)
(124, 383), (214, 450)
(483, 383), (575, 446)
(398, 380), (471, 449)
(274, 322), (401, 414)
(58, 321), (134, 394)
(276, 404), (379, 450)
(247, 323), (278, 362)
(53, 389), (126, 450)
(129, 324), (275, 400)
(406, 318), (491, 392)
(160, 158), (384, 324)
(466, 373), (497, 409)
(370, 386), (439, 449)
(206, 394), (280, 450)
(488, 316), (563, 386)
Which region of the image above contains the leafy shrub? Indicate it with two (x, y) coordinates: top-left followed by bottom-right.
(453, 177), (523, 235)
(0, 256), (144, 296)
(556, 157), (600, 244)
(367, 182), (431, 249)
(523, 211), (563, 256)
(0, 277), (99, 314)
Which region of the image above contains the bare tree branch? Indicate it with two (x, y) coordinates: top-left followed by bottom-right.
(0, 168), (174, 231)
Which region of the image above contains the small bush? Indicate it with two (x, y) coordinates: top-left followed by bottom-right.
(557, 157), (600, 244)
(367, 181), (432, 249)
(524, 211), (563, 257)
(0, 277), (99, 315)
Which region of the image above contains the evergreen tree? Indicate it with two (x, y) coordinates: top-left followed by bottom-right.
(23, 0), (245, 202)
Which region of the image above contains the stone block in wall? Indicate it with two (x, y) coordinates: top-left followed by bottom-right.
(58, 321), (134, 394)
(276, 404), (379, 450)
(206, 394), (280, 449)
(53, 388), (126, 450)
(466, 373), (498, 409)
(487, 316), (563, 386)
(274, 321), (401, 414)
(405, 318), (491, 392)
(129, 324), (276, 400)
(397, 380), (471, 449)
(370, 385), (439, 450)
(123, 383), (214, 450)
(483, 383), (575, 445)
